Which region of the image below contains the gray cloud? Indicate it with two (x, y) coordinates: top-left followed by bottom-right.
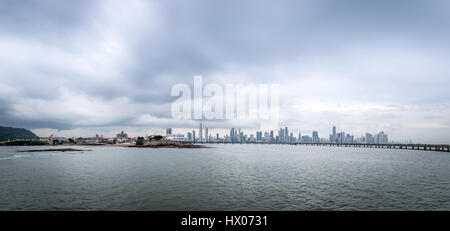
(0, 0), (450, 143)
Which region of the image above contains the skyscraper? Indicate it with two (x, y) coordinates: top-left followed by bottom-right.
(199, 123), (203, 142)
(312, 131), (319, 143)
(192, 130), (196, 142)
(279, 128), (284, 142)
(375, 131), (388, 144)
(166, 128), (172, 137)
(230, 128), (235, 142)
(365, 133), (374, 144)
(239, 130), (243, 143)
(205, 126), (209, 142)
(332, 126), (336, 143)
(256, 131), (262, 142)
(264, 131), (270, 142)
(337, 132), (345, 143)
(270, 130), (274, 142)
(346, 134), (354, 143)
(285, 127), (289, 142)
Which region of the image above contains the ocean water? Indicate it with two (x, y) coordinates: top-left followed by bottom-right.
(0, 144), (449, 211)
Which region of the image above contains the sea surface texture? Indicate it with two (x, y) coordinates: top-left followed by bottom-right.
(1, 145), (449, 210)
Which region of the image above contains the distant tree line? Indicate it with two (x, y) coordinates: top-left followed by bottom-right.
(2, 140), (46, 146)
(135, 135), (163, 145)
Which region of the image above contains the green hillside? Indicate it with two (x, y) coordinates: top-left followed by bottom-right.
(0, 126), (39, 141)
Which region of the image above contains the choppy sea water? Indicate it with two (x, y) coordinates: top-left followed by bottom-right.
(0, 144), (449, 211)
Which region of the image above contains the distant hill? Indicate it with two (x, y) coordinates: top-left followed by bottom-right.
(0, 126), (39, 141)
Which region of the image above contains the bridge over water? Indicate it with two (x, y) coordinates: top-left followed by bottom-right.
(191, 142), (450, 152)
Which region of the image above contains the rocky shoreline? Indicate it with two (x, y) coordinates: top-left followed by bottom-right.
(18, 148), (90, 152)
(128, 141), (208, 148)
(5, 140), (209, 149)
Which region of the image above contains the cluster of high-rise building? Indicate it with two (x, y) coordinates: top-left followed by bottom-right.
(329, 126), (389, 144)
(32, 125), (390, 146)
(36, 125), (391, 146)
(177, 124), (389, 144)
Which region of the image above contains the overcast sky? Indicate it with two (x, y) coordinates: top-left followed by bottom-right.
(1, 0), (449, 143)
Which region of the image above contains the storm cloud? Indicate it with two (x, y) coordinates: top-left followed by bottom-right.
(1, 0), (449, 143)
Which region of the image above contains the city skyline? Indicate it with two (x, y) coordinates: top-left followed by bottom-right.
(170, 124), (393, 144)
(31, 123), (410, 145)
(0, 121), (427, 144)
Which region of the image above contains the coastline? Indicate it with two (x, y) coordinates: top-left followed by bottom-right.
(2, 140), (207, 149)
